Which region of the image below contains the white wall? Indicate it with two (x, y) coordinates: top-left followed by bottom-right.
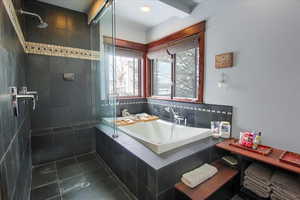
(116, 17), (147, 44)
(147, 0), (300, 153)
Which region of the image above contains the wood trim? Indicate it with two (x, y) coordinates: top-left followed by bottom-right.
(104, 36), (147, 52)
(115, 38), (147, 52)
(145, 58), (152, 98)
(198, 32), (205, 103)
(117, 96), (144, 100)
(147, 21), (206, 49)
(148, 96), (200, 103)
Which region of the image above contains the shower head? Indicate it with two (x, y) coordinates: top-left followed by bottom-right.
(37, 22), (48, 29)
(19, 9), (48, 29)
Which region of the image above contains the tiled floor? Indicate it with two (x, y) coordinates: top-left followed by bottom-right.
(30, 152), (136, 200)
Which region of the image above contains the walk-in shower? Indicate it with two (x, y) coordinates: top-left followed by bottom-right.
(19, 9), (48, 28)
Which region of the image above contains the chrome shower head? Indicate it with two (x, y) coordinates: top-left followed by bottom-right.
(19, 9), (48, 29)
(37, 22), (48, 29)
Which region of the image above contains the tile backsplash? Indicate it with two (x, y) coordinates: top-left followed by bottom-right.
(100, 98), (233, 129)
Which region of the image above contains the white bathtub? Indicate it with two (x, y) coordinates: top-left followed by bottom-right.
(118, 119), (212, 154)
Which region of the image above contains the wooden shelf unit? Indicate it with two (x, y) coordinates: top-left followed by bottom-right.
(175, 160), (239, 200)
(216, 139), (300, 174)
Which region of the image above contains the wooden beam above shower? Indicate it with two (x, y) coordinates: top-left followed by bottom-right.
(88, 0), (107, 24)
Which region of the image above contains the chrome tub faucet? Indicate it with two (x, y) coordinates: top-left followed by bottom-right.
(164, 106), (187, 126)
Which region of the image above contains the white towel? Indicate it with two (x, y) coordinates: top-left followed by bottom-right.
(181, 163), (218, 188)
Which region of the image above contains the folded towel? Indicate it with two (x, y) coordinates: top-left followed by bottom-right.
(272, 186), (300, 200)
(271, 193), (283, 200)
(181, 163), (218, 188)
(271, 191), (299, 200)
(244, 176), (272, 193)
(243, 179), (270, 198)
(271, 170), (300, 197)
(245, 163), (273, 186)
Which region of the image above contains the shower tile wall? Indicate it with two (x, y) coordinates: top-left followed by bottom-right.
(0, 0), (32, 199)
(24, 1), (97, 164)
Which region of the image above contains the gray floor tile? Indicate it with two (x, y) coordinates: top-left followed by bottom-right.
(97, 187), (131, 200)
(77, 152), (97, 163)
(33, 163), (56, 173)
(79, 159), (103, 173)
(48, 196), (61, 200)
(60, 175), (89, 195)
(32, 163), (57, 189)
(84, 169), (111, 183)
(62, 187), (98, 200)
(31, 154), (136, 200)
(56, 158), (77, 170)
(32, 171), (57, 189)
(31, 183), (60, 200)
(57, 165), (82, 180)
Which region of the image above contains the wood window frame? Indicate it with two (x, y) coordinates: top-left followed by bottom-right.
(110, 20), (206, 102)
(112, 38), (148, 99)
(146, 21), (206, 103)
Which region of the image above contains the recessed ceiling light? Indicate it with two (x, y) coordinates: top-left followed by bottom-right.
(140, 6), (151, 13)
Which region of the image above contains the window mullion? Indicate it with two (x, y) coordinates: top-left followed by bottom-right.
(171, 54), (176, 99)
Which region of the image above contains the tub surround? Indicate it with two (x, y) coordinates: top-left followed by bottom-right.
(0, 0), (32, 199)
(96, 124), (225, 200)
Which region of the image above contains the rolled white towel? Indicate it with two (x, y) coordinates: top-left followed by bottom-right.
(181, 163), (218, 188)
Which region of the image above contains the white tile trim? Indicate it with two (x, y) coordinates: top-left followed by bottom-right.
(25, 42), (100, 60)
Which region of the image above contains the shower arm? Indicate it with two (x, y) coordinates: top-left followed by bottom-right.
(19, 9), (44, 24)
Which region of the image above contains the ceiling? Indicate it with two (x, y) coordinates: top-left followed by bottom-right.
(37, 0), (95, 13)
(116, 0), (194, 28)
(37, 0), (201, 28)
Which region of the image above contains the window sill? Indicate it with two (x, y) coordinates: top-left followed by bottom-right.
(147, 96), (202, 104)
(117, 96), (145, 100)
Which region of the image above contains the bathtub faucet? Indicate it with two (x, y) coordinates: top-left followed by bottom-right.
(164, 107), (187, 126)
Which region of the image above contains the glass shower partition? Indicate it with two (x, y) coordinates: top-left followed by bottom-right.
(90, 0), (118, 137)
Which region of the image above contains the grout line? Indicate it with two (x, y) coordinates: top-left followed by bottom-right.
(54, 161), (63, 200)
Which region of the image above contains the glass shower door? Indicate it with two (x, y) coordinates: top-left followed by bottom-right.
(90, 0), (117, 136)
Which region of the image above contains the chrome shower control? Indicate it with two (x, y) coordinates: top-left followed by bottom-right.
(20, 86), (39, 101)
(10, 87), (38, 117)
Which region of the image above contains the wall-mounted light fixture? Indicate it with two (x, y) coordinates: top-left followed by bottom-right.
(215, 52), (234, 88)
(217, 72), (227, 88)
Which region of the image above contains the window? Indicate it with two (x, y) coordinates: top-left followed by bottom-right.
(152, 57), (172, 97)
(148, 34), (202, 102)
(174, 48), (199, 99)
(114, 56), (141, 97)
(108, 47), (143, 98)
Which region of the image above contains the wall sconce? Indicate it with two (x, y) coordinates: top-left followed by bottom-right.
(215, 52), (234, 88)
(217, 72), (227, 88)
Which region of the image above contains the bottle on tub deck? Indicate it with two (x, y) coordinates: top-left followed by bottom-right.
(211, 121), (221, 138)
(219, 121), (231, 139)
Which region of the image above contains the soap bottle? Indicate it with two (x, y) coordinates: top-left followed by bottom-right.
(219, 121), (231, 139)
(252, 132), (262, 150)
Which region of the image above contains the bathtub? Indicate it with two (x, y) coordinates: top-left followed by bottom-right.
(118, 119), (212, 154)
